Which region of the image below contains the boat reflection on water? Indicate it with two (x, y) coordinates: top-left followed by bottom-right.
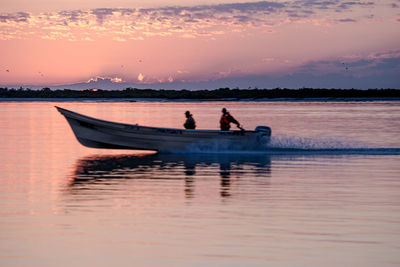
(69, 153), (271, 199)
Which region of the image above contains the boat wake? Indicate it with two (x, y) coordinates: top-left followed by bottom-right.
(167, 135), (400, 155)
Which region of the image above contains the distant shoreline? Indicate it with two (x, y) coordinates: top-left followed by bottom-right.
(1, 98), (400, 103)
(1, 87), (400, 101)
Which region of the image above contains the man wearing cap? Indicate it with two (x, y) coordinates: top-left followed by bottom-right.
(184, 111), (196, 129)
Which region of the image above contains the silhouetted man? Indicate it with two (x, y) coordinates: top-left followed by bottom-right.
(184, 111), (196, 129)
(220, 108), (241, 130)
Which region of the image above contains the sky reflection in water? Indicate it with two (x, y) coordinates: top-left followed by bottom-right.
(1, 102), (400, 266)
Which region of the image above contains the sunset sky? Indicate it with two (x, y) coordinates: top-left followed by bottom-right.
(1, 0), (399, 89)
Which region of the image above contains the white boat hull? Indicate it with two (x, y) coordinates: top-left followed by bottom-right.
(56, 106), (271, 152)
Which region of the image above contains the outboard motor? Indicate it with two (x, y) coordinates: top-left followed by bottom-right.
(255, 126), (272, 144)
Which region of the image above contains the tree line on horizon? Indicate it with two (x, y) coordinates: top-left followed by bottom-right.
(0, 87), (399, 99)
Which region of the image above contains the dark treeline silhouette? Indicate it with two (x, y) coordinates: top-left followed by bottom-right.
(1, 87), (400, 100)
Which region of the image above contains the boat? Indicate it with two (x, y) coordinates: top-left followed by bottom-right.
(56, 106), (271, 152)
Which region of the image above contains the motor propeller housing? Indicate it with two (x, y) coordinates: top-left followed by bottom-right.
(255, 126), (272, 144)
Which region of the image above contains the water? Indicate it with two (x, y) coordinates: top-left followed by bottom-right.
(0, 101), (400, 266)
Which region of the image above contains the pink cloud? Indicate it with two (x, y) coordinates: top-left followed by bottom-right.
(0, 1), (384, 41)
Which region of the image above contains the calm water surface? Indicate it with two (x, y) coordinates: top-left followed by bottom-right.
(0, 101), (400, 266)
